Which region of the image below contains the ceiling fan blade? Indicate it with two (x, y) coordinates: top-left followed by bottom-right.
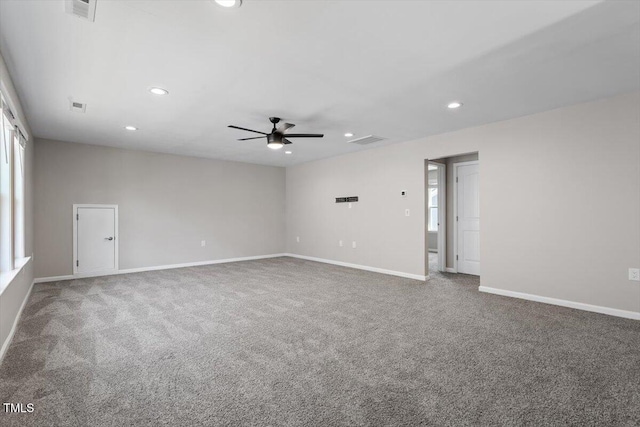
(283, 138), (292, 145)
(238, 136), (264, 141)
(277, 123), (295, 133)
(228, 125), (268, 135)
(284, 133), (324, 138)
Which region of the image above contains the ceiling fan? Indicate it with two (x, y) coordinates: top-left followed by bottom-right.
(228, 117), (324, 150)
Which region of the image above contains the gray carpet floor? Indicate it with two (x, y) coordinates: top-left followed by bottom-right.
(1, 257), (639, 426)
(428, 252), (438, 274)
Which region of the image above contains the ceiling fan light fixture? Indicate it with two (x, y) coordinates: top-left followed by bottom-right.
(267, 133), (284, 150)
(124, 126), (138, 131)
(447, 101), (463, 109)
(214, 0), (241, 8)
(229, 116), (324, 150)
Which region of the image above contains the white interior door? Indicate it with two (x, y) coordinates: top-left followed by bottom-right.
(74, 205), (118, 274)
(456, 163), (480, 275)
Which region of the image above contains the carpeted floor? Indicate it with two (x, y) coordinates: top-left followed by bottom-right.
(1, 257), (639, 426)
(428, 251), (438, 274)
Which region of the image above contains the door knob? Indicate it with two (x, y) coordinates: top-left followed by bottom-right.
(105, 237), (114, 241)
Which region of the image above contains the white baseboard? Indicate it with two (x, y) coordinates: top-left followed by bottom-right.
(34, 254), (288, 283)
(479, 286), (640, 321)
(0, 280), (35, 364)
(284, 253), (427, 281)
(445, 268), (457, 273)
(34, 274), (75, 283)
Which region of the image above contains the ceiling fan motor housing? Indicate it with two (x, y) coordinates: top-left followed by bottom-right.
(267, 133), (283, 144)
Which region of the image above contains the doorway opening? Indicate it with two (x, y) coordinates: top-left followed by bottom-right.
(427, 162), (446, 274)
(425, 153), (479, 277)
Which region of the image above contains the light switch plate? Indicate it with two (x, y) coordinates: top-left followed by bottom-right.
(629, 268), (640, 281)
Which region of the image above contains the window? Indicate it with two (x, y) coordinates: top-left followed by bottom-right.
(428, 187), (438, 231)
(13, 130), (25, 259)
(0, 106), (14, 272)
(0, 94), (28, 278)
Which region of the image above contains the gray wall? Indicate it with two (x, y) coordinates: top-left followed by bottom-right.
(34, 139), (286, 278)
(286, 92), (640, 314)
(0, 50), (35, 354)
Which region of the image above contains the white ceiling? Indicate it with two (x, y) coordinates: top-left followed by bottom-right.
(0, 0), (638, 167)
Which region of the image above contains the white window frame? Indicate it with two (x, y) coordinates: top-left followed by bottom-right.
(0, 92), (30, 292)
(13, 130), (25, 260)
(0, 104), (15, 273)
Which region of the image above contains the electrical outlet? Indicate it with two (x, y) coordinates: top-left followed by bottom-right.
(201, 240), (206, 247)
(405, 209), (410, 217)
(352, 241), (357, 248)
(629, 268), (640, 281)
(401, 191), (407, 197)
(339, 240), (343, 247)
(348, 203), (352, 209)
(296, 236), (300, 243)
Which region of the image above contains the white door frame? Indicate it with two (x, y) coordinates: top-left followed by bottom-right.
(453, 161), (479, 274)
(427, 161), (447, 272)
(436, 163), (446, 272)
(72, 204), (119, 275)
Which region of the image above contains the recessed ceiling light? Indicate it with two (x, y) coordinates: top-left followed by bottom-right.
(344, 132), (354, 137)
(124, 126), (138, 131)
(285, 151), (292, 154)
(149, 87), (169, 96)
(447, 101), (463, 109)
(215, 0), (241, 8)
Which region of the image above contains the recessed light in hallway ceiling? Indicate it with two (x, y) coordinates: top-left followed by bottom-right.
(149, 87), (169, 96)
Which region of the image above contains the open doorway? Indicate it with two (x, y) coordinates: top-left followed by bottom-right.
(427, 162), (446, 274)
(426, 153), (479, 277)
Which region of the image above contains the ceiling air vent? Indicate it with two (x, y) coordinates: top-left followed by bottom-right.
(65, 0), (97, 22)
(347, 135), (386, 145)
(70, 101), (87, 113)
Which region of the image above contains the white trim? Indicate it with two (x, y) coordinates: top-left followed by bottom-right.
(285, 253), (427, 281)
(73, 204), (119, 276)
(0, 279), (35, 364)
(34, 253), (288, 283)
(453, 160), (479, 275)
(426, 161), (447, 275)
(445, 267), (457, 273)
(437, 163), (446, 273)
(34, 274), (75, 283)
(0, 256), (30, 295)
(479, 286), (640, 321)
(118, 254), (285, 274)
